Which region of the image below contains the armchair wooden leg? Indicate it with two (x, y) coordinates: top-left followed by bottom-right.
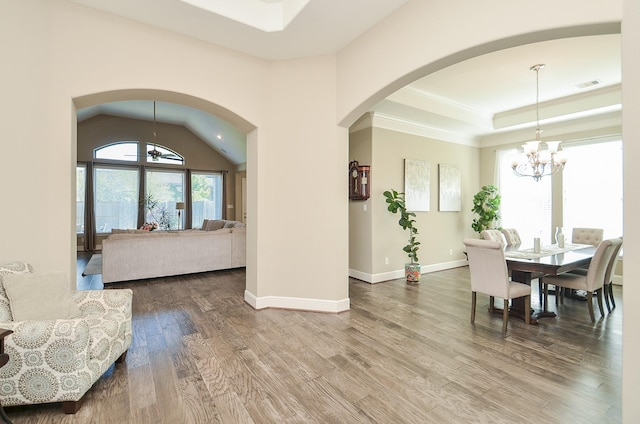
(489, 296), (495, 314)
(502, 299), (509, 333)
(524, 295), (531, 325)
(471, 291), (476, 323)
(116, 350), (128, 364)
(62, 400), (82, 414)
(543, 283), (548, 312)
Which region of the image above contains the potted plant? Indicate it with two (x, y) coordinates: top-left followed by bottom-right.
(141, 193), (172, 230)
(471, 185), (501, 234)
(383, 189), (421, 283)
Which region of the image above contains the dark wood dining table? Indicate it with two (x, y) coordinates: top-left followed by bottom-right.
(504, 243), (596, 325)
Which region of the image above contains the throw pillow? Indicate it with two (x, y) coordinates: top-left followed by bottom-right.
(0, 261), (33, 321)
(3, 272), (82, 321)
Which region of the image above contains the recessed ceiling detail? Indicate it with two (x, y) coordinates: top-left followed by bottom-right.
(179, 0), (310, 32)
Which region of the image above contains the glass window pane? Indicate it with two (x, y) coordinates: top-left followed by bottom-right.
(76, 165), (86, 234)
(94, 166), (139, 233)
(95, 142), (138, 161)
(563, 141), (623, 239)
(146, 144), (184, 165)
(497, 149), (552, 244)
(145, 169), (185, 230)
(191, 172), (223, 228)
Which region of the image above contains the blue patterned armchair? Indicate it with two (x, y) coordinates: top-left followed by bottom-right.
(0, 262), (132, 413)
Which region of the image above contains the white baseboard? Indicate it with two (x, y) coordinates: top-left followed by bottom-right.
(244, 290), (350, 313)
(349, 259), (468, 284)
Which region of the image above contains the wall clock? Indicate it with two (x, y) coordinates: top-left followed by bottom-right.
(349, 160), (370, 200)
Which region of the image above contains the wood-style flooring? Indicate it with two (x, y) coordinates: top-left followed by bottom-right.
(4, 252), (622, 423)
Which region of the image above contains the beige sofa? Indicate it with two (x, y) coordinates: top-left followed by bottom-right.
(101, 226), (246, 283)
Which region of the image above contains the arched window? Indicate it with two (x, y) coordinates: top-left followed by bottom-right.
(94, 142), (138, 161)
(94, 142), (185, 165)
(145, 144), (184, 165)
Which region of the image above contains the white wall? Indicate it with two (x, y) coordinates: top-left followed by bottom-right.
(1, 0), (637, 419)
(336, 0), (622, 126)
(622, 0), (640, 421)
(0, 0), (348, 312)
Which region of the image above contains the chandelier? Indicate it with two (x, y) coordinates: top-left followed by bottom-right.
(512, 64), (567, 181)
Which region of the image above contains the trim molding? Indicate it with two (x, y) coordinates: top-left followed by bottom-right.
(244, 290), (350, 313)
(350, 259), (468, 284)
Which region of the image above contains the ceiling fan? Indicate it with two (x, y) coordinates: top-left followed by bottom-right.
(147, 101), (182, 162)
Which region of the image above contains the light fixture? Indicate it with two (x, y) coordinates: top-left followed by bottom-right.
(175, 202), (185, 230)
(148, 101), (162, 162)
(512, 64), (567, 181)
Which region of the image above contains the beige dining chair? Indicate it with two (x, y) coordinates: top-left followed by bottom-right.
(569, 236), (622, 312)
(572, 227), (604, 246)
(501, 228), (545, 303)
(464, 238), (531, 333)
(543, 238), (619, 322)
(500, 228), (522, 245)
(480, 229), (507, 246)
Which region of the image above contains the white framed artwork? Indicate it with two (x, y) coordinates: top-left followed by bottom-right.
(438, 163), (461, 211)
(404, 159), (430, 212)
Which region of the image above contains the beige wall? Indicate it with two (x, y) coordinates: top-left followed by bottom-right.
(348, 126), (373, 276)
(349, 125), (478, 282)
(622, 0), (640, 420)
(3, 0), (639, 418)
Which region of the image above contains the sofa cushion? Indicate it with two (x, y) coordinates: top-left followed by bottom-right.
(204, 220), (225, 231)
(0, 261), (33, 322)
(3, 272), (82, 321)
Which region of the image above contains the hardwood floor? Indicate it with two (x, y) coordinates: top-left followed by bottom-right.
(5, 258), (622, 423)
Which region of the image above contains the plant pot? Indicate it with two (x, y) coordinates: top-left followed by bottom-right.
(405, 263), (421, 283)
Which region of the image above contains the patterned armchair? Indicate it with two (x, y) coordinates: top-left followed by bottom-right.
(0, 262), (132, 413)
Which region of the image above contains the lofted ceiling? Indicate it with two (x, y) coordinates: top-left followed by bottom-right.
(73, 0), (621, 164)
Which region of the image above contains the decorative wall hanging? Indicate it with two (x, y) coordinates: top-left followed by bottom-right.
(404, 159), (430, 212)
(438, 163), (461, 211)
(349, 160), (370, 200)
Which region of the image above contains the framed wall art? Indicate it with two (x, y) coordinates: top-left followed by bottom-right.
(404, 159), (430, 212)
(438, 163), (461, 211)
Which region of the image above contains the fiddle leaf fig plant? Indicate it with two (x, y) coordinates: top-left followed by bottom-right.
(383, 189), (420, 264)
(471, 184), (501, 234)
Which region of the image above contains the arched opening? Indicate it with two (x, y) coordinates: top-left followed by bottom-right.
(74, 89), (256, 289)
(346, 26), (621, 283)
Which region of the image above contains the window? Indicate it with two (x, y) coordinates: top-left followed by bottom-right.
(76, 165), (86, 234)
(145, 169), (185, 230)
(497, 149), (552, 243)
(94, 142), (138, 161)
(191, 172), (224, 228)
(562, 141), (623, 239)
(146, 144), (184, 165)
(94, 166), (140, 233)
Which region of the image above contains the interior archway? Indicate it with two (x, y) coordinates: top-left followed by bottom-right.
(73, 89), (255, 290)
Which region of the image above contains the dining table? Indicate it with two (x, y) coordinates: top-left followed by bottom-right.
(503, 242), (596, 325)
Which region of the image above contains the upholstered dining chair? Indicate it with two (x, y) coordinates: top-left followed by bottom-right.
(480, 229), (507, 246)
(500, 228), (522, 246)
(500, 228), (546, 303)
(543, 238), (619, 322)
(572, 227), (604, 246)
(464, 238), (531, 333)
(605, 237), (623, 310)
(569, 237), (622, 312)
(564, 227), (605, 300)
